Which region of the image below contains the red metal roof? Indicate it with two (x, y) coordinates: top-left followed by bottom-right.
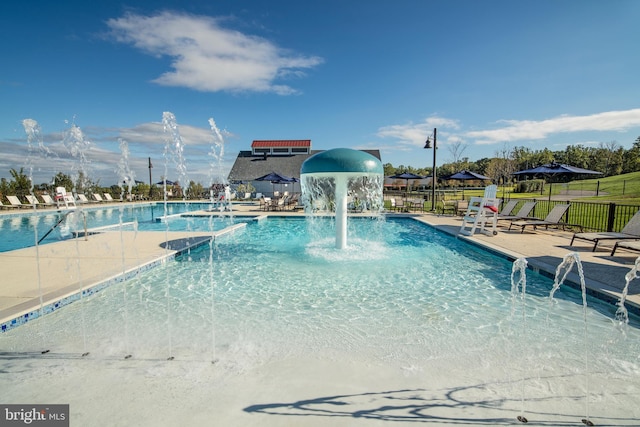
(251, 140), (311, 148)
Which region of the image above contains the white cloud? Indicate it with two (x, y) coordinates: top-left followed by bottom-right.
(376, 116), (460, 149)
(107, 11), (323, 94)
(466, 108), (640, 145)
(0, 118), (236, 185)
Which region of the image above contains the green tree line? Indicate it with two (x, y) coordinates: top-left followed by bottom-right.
(385, 136), (640, 184)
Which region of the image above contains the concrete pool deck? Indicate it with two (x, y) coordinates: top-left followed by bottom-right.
(1, 201), (639, 330)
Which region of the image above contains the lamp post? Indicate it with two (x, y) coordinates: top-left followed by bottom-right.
(424, 128), (437, 211)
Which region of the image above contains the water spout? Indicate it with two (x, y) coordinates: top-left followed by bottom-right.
(549, 252), (591, 426)
(615, 256), (640, 326)
(510, 257), (528, 423)
(300, 148), (383, 249)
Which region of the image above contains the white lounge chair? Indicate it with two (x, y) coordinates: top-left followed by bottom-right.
(571, 209), (640, 251)
(6, 195), (25, 209)
(41, 194), (56, 206)
(76, 194), (90, 204)
(103, 193), (116, 202)
(25, 195), (40, 208)
(92, 193), (104, 202)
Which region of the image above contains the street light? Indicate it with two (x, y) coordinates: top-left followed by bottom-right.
(423, 128), (437, 211)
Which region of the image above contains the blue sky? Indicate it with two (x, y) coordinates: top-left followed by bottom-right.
(1, 0), (639, 186)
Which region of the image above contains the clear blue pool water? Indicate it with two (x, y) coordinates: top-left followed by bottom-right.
(0, 202), (238, 252)
(2, 216), (639, 422)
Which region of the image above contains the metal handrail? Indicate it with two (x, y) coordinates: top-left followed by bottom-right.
(38, 209), (87, 244)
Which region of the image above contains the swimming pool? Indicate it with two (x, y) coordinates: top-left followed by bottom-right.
(0, 202), (233, 252)
(1, 216), (639, 425)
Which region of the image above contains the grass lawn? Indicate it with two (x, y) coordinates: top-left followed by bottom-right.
(494, 171), (640, 205)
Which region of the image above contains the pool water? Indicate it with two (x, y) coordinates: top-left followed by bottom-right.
(2, 216), (639, 424)
(4, 216), (639, 359)
(0, 202), (229, 252)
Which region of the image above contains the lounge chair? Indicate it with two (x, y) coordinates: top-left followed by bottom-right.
(497, 201), (537, 223)
(611, 240), (640, 256)
(92, 193), (104, 202)
(40, 194), (56, 206)
(25, 195), (40, 208)
(76, 194), (90, 204)
(509, 204), (571, 233)
(103, 193), (116, 202)
(571, 209), (640, 251)
(6, 195), (25, 208)
(497, 200), (519, 217)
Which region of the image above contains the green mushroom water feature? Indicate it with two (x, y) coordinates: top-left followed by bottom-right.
(300, 148), (384, 249)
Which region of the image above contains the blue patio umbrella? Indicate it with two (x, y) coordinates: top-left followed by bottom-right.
(446, 170), (491, 181)
(389, 172), (424, 190)
(512, 163), (602, 178)
(513, 162), (603, 201)
(445, 170), (491, 197)
(255, 172), (294, 183)
(156, 179), (176, 185)
(255, 172), (296, 195)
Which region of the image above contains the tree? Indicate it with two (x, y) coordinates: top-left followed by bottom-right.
(0, 178), (9, 200)
(53, 173), (73, 191)
(621, 137), (640, 173)
(446, 140), (468, 173)
(186, 181), (204, 199)
(486, 145), (516, 186)
(9, 168), (32, 198)
(383, 163), (396, 177)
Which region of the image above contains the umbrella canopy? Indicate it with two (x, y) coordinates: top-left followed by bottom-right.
(389, 172), (424, 180)
(513, 163), (603, 178)
(255, 172), (295, 183)
(446, 170), (491, 181)
(255, 172), (297, 196)
(156, 179), (176, 185)
(389, 172), (424, 196)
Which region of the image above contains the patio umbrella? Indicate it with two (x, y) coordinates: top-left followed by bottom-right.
(255, 172), (295, 195)
(156, 179), (176, 185)
(512, 163), (602, 179)
(446, 170), (491, 181)
(445, 170), (491, 197)
(389, 172), (424, 193)
(512, 162), (603, 201)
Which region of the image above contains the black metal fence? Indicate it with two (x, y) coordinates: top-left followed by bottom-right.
(384, 189), (640, 232)
(504, 198), (640, 233)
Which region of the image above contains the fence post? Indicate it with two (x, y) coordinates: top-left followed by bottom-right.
(606, 202), (616, 232)
(596, 180), (600, 196)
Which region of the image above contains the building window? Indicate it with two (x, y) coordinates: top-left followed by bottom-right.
(291, 147), (309, 154)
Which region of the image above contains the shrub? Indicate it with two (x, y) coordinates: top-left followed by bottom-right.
(514, 179), (545, 193)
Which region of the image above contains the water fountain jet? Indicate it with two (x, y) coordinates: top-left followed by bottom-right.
(300, 148), (383, 249)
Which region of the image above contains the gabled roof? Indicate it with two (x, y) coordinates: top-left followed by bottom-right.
(228, 149), (381, 182)
(251, 140), (311, 148)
